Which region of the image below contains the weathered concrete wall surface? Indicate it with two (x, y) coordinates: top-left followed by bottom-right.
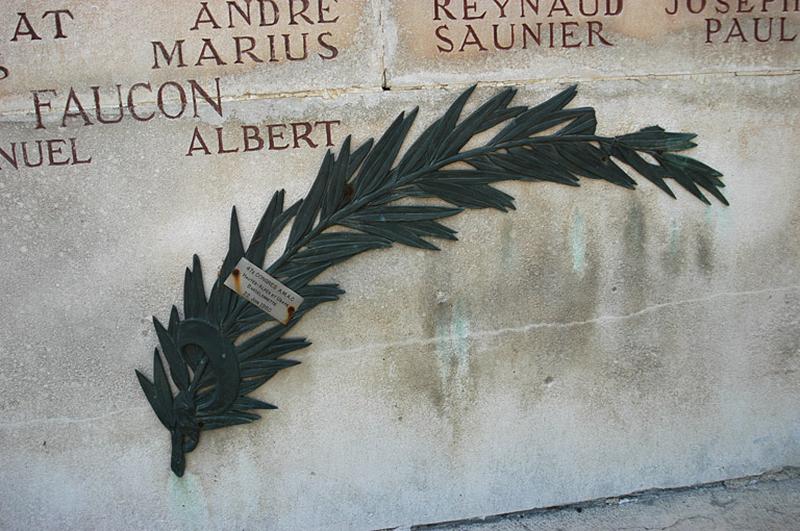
(0, 2), (798, 530)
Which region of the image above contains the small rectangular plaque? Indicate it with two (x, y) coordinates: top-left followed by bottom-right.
(224, 257), (303, 325)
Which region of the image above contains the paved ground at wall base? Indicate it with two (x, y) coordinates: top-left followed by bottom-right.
(398, 468), (800, 531)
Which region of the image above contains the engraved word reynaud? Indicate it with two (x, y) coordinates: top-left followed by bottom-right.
(433, 0), (624, 52)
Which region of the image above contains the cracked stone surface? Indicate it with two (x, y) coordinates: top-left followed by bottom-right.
(1, 75), (799, 530)
(418, 469), (800, 530)
(0, 3), (799, 530)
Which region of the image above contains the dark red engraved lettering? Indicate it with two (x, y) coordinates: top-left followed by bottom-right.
(216, 127), (240, 154)
(151, 41), (187, 69)
(234, 36), (264, 63)
(292, 122), (317, 148)
(289, 0), (314, 25)
(186, 127), (211, 156)
(127, 83), (155, 122)
(46, 139), (69, 166)
(191, 2), (222, 30)
(11, 12), (41, 41)
(157, 82), (188, 119)
(188, 78), (223, 118)
(434, 0), (457, 20)
(267, 124), (289, 150)
(243, 126), (265, 151)
(91, 85), (125, 124)
(317, 32), (339, 59)
(436, 24), (455, 51)
(195, 38), (227, 66)
(42, 9), (74, 39)
(70, 137), (91, 165)
(32, 89), (56, 130)
(318, 0), (340, 23)
(62, 88), (93, 127)
(315, 120), (340, 146)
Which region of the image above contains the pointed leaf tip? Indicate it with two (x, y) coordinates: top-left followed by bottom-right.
(168, 305), (179, 335)
(153, 317), (189, 390)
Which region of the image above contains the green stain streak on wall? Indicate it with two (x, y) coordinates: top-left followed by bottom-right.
(706, 204), (730, 233)
(167, 472), (210, 528)
(435, 299), (472, 384)
(570, 210), (587, 274)
(669, 218), (681, 259)
(432, 298), (476, 441)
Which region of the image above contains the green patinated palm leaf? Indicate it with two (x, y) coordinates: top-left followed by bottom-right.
(136, 85), (725, 475)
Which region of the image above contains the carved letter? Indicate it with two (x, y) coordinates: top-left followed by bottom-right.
(195, 38), (227, 66)
(191, 2), (222, 30)
(127, 83), (155, 122)
(243, 126), (265, 151)
(186, 127), (211, 156)
(46, 139), (69, 166)
(11, 12), (41, 41)
(235, 36), (264, 63)
(62, 88), (93, 127)
(436, 24), (455, 52)
(42, 9), (74, 38)
(189, 78), (223, 117)
(70, 138), (91, 165)
(318, 0), (340, 23)
(152, 41), (187, 69)
(292, 122), (317, 148)
(705, 18), (722, 42)
(434, 0), (457, 20)
(318, 32), (339, 59)
(32, 89), (56, 130)
(315, 120), (340, 146)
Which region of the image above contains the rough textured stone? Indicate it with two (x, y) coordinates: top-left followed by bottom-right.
(0, 75), (798, 529)
(424, 468), (800, 530)
(0, 0), (383, 114)
(384, 0), (800, 87)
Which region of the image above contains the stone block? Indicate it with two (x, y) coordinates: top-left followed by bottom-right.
(1, 76), (798, 529)
(0, 0), (384, 114)
(384, 0), (800, 87)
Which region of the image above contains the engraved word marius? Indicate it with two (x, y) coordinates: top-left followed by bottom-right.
(135, 85), (727, 476)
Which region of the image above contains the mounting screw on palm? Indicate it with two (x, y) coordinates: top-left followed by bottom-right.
(135, 85), (727, 477)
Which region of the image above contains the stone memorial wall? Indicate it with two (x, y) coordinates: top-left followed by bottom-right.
(0, 1), (798, 529)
